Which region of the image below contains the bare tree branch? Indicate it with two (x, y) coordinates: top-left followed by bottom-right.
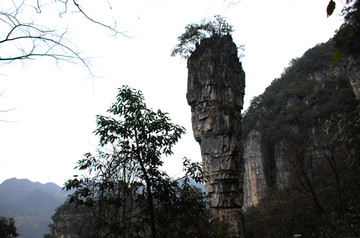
(0, 106), (21, 122)
(0, 0), (126, 76)
(71, 0), (127, 37)
(0, 107), (18, 113)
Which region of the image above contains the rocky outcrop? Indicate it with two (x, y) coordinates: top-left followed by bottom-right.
(187, 35), (245, 237)
(242, 41), (359, 209)
(346, 56), (360, 100)
(243, 129), (267, 208)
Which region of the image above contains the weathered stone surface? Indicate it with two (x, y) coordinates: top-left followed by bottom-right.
(346, 57), (360, 100)
(243, 129), (267, 208)
(242, 44), (360, 209)
(187, 35), (245, 237)
(274, 142), (289, 190)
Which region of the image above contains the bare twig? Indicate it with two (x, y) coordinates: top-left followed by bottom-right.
(71, 0), (127, 37)
(0, 0), (126, 76)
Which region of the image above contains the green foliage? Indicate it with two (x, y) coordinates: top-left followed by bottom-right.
(0, 217), (19, 238)
(64, 85), (186, 238)
(245, 113), (360, 237)
(331, 49), (342, 71)
(59, 85), (231, 238)
(334, 0), (360, 59)
(245, 188), (324, 238)
(327, 110), (360, 181)
(171, 15), (233, 58)
(182, 157), (207, 184)
(242, 40), (358, 141)
(327, 0), (360, 72)
(50, 183), (232, 238)
(242, 24), (360, 237)
(44, 202), (97, 238)
(152, 178), (231, 238)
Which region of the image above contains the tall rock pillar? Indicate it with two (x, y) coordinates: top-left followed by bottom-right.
(186, 35), (245, 237)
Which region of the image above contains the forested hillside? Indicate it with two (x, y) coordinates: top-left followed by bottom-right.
(243, 40), (357, 140)
(0, 178), (67, 238)
(242, 2), (360, 236)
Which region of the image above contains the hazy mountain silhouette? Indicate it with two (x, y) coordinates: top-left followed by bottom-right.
(0, 178), (68, 238)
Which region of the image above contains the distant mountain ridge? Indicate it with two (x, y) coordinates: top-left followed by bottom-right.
(0, 178), (68, 238)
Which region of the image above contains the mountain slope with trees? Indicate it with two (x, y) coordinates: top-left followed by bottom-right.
(242, 1), (360, 236)
(243, 38), (359, 238)
(0, 178), (68, 238)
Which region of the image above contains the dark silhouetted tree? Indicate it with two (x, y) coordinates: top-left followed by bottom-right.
(62, 86), (232, 238)
(0, 217), (19, 238)
(171, 15), (234, 59)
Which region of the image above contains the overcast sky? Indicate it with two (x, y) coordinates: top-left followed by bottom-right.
(0, 0), (344, 186)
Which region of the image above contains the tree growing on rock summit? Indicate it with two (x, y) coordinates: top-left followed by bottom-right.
(171, 15), (234, 59)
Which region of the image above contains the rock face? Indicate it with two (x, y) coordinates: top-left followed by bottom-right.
(187, 35), (245, 237)
(242, 129), (290, 208)
(241, 41), (359, 209)
(243, 129), (267, 207)
(346, 56), (360, 100)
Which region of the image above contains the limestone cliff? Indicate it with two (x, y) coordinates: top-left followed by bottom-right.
(187, 35), (245, 237)
(346, 56), (360, 99)
(242, 40), (359, 208)
(242, 129), (267, 207)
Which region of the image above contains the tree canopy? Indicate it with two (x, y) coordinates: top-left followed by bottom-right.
(0, 217), (19, 238)
(171, 15), (234, 59)
(242, 7), (360, 235)
(60, 85), (232, 238)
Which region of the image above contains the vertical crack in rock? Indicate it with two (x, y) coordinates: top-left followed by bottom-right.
(186, 35), (245, 237)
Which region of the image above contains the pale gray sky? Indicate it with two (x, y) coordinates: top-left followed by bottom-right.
(0, 0), (344, 186)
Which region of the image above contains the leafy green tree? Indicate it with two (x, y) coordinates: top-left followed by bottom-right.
(65, 85), (185, 238)
(0, 217), (19, 238)
(62, 85), (232, 238)
(334, 0), (360, 58)
(330, 0), (360, 82)
(321, 108), (360, 237)
(44, 201), (101, 238)
(171, 15), (234, 58)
